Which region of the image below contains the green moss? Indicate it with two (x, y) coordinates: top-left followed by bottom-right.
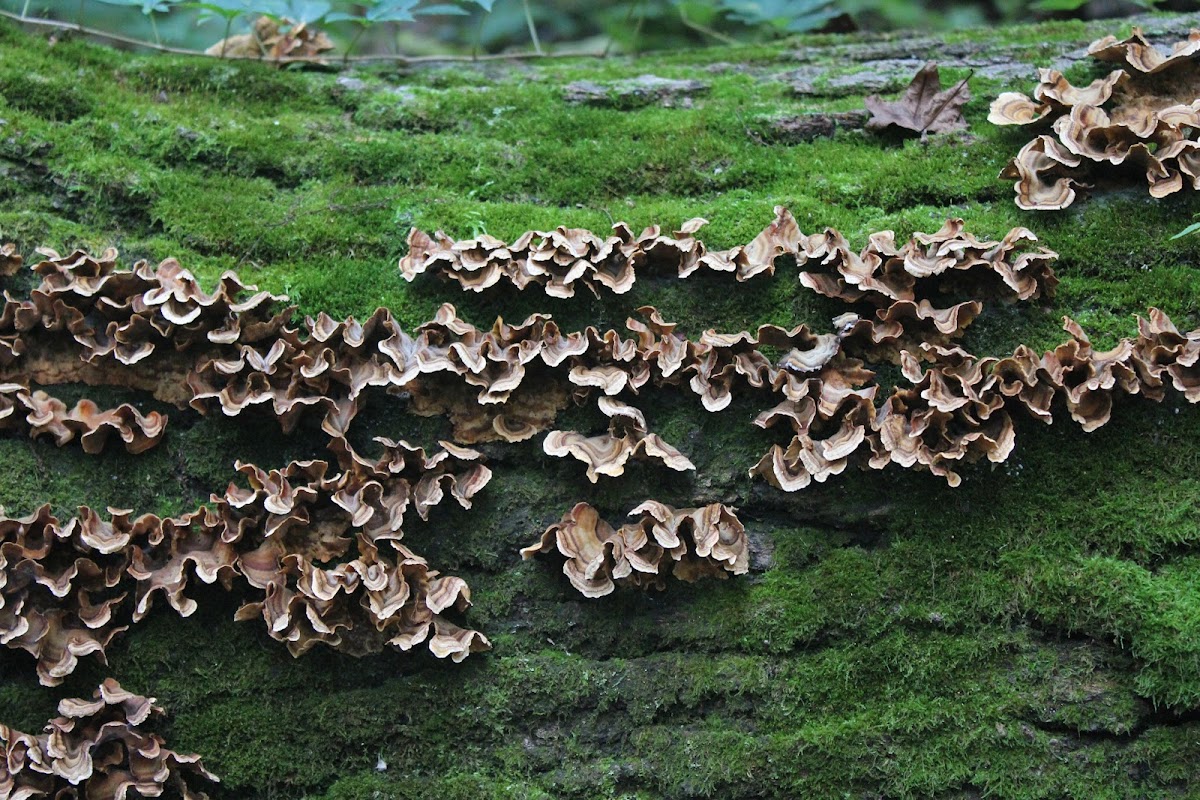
(0, 66), (94, 121)
(3, 12), (1200, 800)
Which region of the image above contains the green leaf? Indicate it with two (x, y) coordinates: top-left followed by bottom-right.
(1030, 0), (1090, 10)
(717, 0), (836, 31)
(366, 0), (420, 22)
(1169, 221), (1200, 240)
(261, 0), (331, 23)
(324, 10), (365, 23)
(785, 8), (838, 32)
(181, 0), (255, 21)
(416, 2), (469, 14)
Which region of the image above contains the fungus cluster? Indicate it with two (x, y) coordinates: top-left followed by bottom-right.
(755, 309), (1200, 489)
(0, 246), (849, 445)
(8, 238), (1199, 498)
(543, 397), (695, 482)
(520, 501), (748, 597)
(0, 384), (166, 454)
(0, 200), (1195, 653)
(392, 208), (1200, 491)
(0, 230), (1058, 453)
(990, 28), (1200, 209)
(796, 218), (1058, 307)
(399, 208), (1059, 309)
(204, 15), (333, 59)
(0, 243), (20, 277)
(0, 679), (218, 799)
(0, 247), (291, 409)
(0, 436), (491, 685)
(400, 208), (801, 296)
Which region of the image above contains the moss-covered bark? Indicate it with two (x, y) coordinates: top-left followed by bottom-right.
(2, 12), (1200, 799)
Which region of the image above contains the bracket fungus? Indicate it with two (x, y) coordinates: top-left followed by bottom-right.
(0, 384), (166, 454)
(228, 437), (492, 659)
(400, 207), (803, 296)
(0, 243), (21, 277)
(520, 501), (748, 597)
(543, 397), (695, 482)
(400, 209), (1058, 316)
(796, 219), (1058, 307)
(755, 309), (1200, 490)
(1, 199), (1198, 696)
(991, 28), (1200, 208)
(0, 438), (492, 684)
(0, 679), (218, 799)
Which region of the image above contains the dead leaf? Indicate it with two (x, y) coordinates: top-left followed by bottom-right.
(205, 16), (334, 61)
(864, 63), (971, 135)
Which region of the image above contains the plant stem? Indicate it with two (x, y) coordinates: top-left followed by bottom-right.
(521, 0), (542, 55)
(677, 6), (737, 45)
(219, 14), (231, 57)
(76, 0), (85, 31)
(603, 0), (637, 58)
(20, 0), (30, 19)
(344, 25), (366, 65)
(631, 0), (645, 56)
(148, 12), (160, 46)
(472, 10), (484, 60)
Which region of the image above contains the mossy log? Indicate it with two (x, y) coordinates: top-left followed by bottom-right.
(3, 11), (1200, 799)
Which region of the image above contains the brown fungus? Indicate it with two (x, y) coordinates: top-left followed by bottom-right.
(0, 385), (167, 454)
(400, 207), (803, 296)
(992, 27), (1200, 208)
(520, 501), (748, 597)
(0, 243), (21, 277)
(754, 310), (1200, 491)
(205, 15), (333, 60)
(0, 678), (218, 799)
(0, 438), (493, 682)
(798, 218), (1058, 306)
(543, 397), (695, 482)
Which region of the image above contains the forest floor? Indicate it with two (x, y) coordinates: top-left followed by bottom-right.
(2, 11), (1200, 799)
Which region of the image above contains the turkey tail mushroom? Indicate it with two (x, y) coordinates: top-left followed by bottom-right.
(0, 439), (494, 682)
(0, 385), (167, 454)
(993, 28), (1200, 207)
(521, 501), (748, 597)
(797, 218), (1058, 305)
(400, 207), (802, 296)
(543, 397), (695, 482)
(0, 243), (21, 277)
(0, 679), (219, 799)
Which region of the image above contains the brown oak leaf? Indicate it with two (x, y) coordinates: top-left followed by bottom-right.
(865, 63), (972, 135)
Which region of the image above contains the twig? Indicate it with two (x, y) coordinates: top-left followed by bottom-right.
(0, 9), (745, 65)
(3, 10), (203, 54)
(918, 70), (973, 135)
(0, 10), (610, 63)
